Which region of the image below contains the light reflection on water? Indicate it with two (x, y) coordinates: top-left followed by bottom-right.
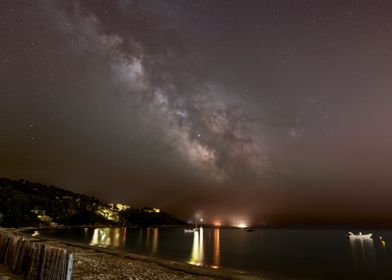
(88, 227), (221, 268)
(87, 227), (162, 252)
(151, 228), (159, 254)
(89, 227), (124, 247)
(212, 228), (220, 268)
(188, 227), (204, 266)
(350, 237), (375, 271)
(186, 228), (222, 268)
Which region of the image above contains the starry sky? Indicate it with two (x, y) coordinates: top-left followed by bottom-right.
(2, 0), (392, 226)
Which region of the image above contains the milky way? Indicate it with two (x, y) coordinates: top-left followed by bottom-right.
(2, 0), (392, 225)
(68, 2), (266, 182)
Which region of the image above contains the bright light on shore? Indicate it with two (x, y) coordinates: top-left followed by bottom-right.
(213, 221), (221, 227)
(237, 223), (247, 229)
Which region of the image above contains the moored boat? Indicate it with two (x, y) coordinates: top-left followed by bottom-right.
(348, 232), (372, 239)
(184, 228), (198, 233)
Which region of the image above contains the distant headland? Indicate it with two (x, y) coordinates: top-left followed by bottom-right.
(0, 178), (186, 228)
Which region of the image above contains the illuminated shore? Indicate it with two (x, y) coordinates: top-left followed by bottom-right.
(4, 228), (264, 280)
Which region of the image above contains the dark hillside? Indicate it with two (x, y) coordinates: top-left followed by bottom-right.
(0, 178), (185, 228)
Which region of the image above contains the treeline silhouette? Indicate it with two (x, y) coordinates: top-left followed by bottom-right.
(119, 207), (185, 228)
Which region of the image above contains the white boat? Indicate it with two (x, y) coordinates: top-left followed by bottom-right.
(184, 228), (198, 233)
(184, 215), (203, 233)
(348, 232), (372, 239)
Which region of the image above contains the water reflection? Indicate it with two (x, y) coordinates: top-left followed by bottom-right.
(350, 236), (375, 271)
(187, 227), (221, 268)
(151, 228), (159, 254)
(122, 227), (127, 243)
(89, 228), (124, 248)
(137, 228), (143, 247)
(137, 228), (160, 255)
(211, 228), (220, 269)
(145, 228), (150, 249)
(189, 227), (204, 266)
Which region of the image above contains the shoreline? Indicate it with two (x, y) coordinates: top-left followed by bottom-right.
(10, 227), (265, 280)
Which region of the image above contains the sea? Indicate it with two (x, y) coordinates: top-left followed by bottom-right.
(29, 227), (392, 279)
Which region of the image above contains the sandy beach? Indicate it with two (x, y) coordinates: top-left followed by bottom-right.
(71, 247), (217, 280)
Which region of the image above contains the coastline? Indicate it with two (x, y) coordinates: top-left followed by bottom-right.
(6, 227), (265, 280)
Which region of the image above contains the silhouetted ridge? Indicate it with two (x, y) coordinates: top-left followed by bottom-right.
(0, 178), (185, 228)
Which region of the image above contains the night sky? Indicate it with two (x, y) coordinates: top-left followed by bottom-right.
(2, 0), (392, 226)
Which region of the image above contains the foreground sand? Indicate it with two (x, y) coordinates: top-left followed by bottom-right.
(64, 242), (263, 280)
(72, 248), (216, 280)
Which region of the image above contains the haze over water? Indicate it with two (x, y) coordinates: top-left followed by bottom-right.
(34, 227), (392, 279)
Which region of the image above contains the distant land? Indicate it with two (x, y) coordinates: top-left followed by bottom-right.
(0, 178), (185, 228)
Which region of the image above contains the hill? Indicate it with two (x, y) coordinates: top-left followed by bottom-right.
(0, 178), (185, 228)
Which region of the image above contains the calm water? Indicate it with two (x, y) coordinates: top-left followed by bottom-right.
(31, 227), (392, 279)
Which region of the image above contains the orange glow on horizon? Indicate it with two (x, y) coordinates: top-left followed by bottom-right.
(213, 221), (221, 227)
